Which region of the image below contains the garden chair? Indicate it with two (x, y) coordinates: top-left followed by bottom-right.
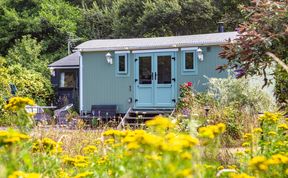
(54, 104), (73, 125)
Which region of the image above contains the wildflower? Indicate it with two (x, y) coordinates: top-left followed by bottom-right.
(127, 142), (140, 150)
(103, 130), (125, 137)
(248, 156), (268, 171)
(0, 130), (30, 146)
(145, 154), (162, 161)
(32, 137), (62, 154)
(82, 145), (97, 154)
(97, 156), (108, 165)
(177, 168), (192, 177)
(258, 112), (282, 123)
(217, 166), (224, 171)
(266, 154), (288, 165)
(267, 131), (277, 136)
(242, 142), (250, 147)
(4, 97), (35, 111)
(104, 138), (115, 145)
(278, 123), (288, 130)
(62, 155), (89, 167)
(243, 133), (252, 140)
(8, 171), (40, 178)
(198, 123), (226, 139)
(229, 173), (255, 178)
(187, 82), (192, 87)
(253, 128), (262, 133)
(146, 116), (175, 130)
(180, 152), (192, 160)
(74, 172), (93, 178)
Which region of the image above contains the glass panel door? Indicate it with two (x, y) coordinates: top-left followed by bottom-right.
(139, 56), (152, 84)
(135, 55), (154, 107)
(154, 53), (175, 107)
(157, 56), (171, 84)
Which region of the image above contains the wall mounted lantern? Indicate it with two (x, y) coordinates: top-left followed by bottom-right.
(197, 48), (204, 62)
(105, 52), (113, 64)
(50, 67), (55, 77)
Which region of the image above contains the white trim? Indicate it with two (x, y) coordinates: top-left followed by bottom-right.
(79, 53), (83, 112)
(181, 47), (198, 51)
(132, 48), (178, 54)
(48, 66), (79, 69)
(115, 50), (130, 54)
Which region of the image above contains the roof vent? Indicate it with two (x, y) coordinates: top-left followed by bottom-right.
(218, 22), (224, 33)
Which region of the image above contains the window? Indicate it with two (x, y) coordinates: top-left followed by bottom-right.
(185, 52), (194, 70)
(184, 52), (195, 71)
(115, 53), (129, 77)
(181, 49), (198, 75)
(60, 71), (76, 88)
(118, 55), (126, 73)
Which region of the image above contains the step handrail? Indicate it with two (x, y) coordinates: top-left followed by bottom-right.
(117, 107), (132, 129)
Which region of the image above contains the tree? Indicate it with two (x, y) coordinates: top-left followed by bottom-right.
(6, 35), (48, 75)
(0, 0), (81, 61)
(218, 0), (288, 108)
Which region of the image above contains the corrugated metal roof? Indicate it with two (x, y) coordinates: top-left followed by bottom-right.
(76, 32), (237, 52)
(48, 52), (79, 68)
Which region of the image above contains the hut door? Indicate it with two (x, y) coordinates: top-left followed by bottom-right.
(135, 52), (176, 108)
(135, 54), (154, 107)
(154, 52), (175, 107)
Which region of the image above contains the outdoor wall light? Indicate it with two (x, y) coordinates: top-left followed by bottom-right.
(50, 67), (55, 77)
(197, 48), (204, 62)
(105, 52), (113, 64)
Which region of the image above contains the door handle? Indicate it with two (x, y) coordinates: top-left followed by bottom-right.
(155, 72), (157, 80)
(151, 72), (153, 80)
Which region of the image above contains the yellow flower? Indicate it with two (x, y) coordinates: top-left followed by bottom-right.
(146, 116), (175, 130)
(229, 173), (255, 178)
(259, 112), (282, 123)
(145, 154), (162, 161)
(248, 156), (268, 171)
(180, 152), (192, 160)
(127, 142), (140, 150)
(4, 97), (35, 111)
(32, 137), (62, 154)
(8, 171), (40, 178)
(253, 128), (262, 133)
(242, 142), (250, 147)
(243, 133), (252, 140)
(83, 145), (97, 154)
(177, 168), (192, 177)
(74, 172), (93, 178)
(278, 123), (288, 130)
(217, 166), (224, 171)
(198, 123), (226, 139)
(0, 130), (30, 146)
(62, 155), (89, 167)
(266, 154), (288, 165)
(268, 131), (277, 136)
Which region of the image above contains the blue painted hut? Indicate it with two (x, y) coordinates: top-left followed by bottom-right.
(75, 32), (237, 115)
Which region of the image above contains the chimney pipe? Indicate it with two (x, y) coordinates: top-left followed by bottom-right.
(218, 22), (224, 32)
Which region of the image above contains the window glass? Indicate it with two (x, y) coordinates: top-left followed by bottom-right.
(139, 56), (152, 84)
(118, 55), (126, 72)
(185, 52), (194, 70)
(157, 56), (171, 84)
(60, 72), (76, 88)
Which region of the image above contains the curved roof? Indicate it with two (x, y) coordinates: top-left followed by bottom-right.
(48, 52), (79, 68)
(76, 32), (238, 52)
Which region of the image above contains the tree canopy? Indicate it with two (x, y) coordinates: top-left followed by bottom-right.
(0, 0), (254, 106)
(219, 0), (288, 108)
